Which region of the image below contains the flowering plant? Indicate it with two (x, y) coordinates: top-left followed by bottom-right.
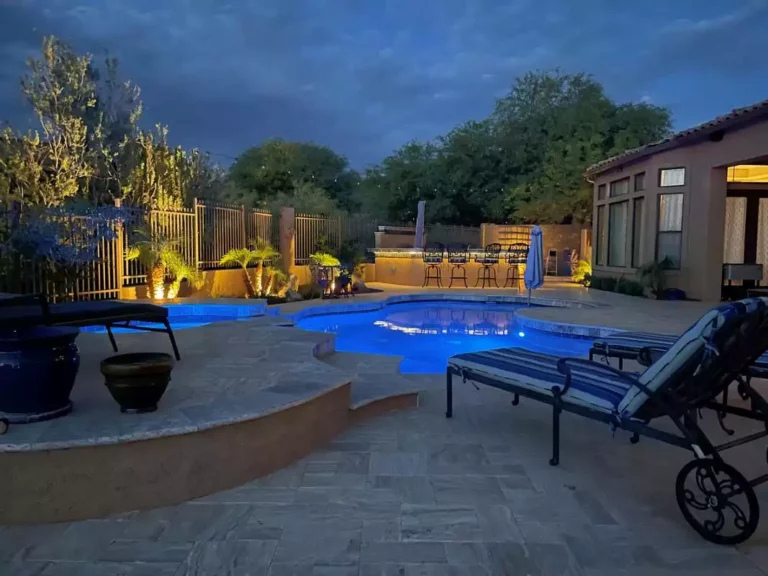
(1, 202), (124, 300)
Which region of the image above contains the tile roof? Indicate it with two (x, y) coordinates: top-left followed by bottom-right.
(585, 97), (768, 177)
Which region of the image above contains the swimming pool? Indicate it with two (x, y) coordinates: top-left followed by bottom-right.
(81, 303), (266, 333)
(295, 300), (592, 373)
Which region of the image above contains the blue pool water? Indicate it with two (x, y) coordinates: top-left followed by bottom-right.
(295, 301), (591, 373)
(81, 303), (264, 333)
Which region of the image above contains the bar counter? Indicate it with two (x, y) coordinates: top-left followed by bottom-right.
(370, 249), (526, 288)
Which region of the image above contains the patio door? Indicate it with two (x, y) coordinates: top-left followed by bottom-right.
(725, 192), (768, 287)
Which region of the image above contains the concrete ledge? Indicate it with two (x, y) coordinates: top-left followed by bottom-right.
(0, 384), (352, 524)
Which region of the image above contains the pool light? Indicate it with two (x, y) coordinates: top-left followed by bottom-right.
(518, 331), (525, 337)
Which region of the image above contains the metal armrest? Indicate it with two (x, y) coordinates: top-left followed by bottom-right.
(637, 346), (669, 367)
(556, 357), (639, 396)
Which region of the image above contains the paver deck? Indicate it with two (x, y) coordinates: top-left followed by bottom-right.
(2, 282), (766, 574)
(2, 380), (766, 575)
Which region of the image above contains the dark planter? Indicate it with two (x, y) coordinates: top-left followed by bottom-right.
(0, 326), (80, 423)
(100, 352), (175, 413)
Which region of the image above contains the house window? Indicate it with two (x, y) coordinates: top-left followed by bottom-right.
(609, 178), (629, 197)
(656, 193), (683, 269)
(634, 172), (646, 192)
(597, 184), (606, 200)
(608, 201), (628, 267)
(659, 168), (685, 187)
(596, 205), (606, 266)
(632, 197), (644, 267)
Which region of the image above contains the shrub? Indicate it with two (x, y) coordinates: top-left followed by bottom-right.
(297, 282), (323, 300)
(589, 274), (645, 297)
(571, 257), (592, 285)
(616, 277), (645, 297)
(637, 257), (673, 299)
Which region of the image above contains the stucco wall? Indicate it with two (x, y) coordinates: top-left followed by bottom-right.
(591, 116), (768, 301)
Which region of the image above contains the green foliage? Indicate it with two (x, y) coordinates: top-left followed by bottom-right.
(265, 180), (339, 215)
(365, 71), (671, 225)
(616, 277), (645, 297)
(637, 257), (673, 299)
(571, 258), (592, 284)
(126, 228), (195, 298)
(297, 282), (324, 300)
(220, 247), (258, 269)
(228, 139), (360, 211)
(125, 229), (181, 270)
(588, 274), (645, 297)
(309, 252), (341, 267)
(0, 36), (225, 210)
(339, 239), (366, 277)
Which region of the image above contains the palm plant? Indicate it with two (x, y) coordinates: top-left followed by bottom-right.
(126, 229), (185, 299)
(220, 248), (258, 298)
(250, 239), (279, 296)
(166, 258), (203, 299)
(264, 263), (288, 296)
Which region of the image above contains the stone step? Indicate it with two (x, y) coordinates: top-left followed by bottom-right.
(320, 351), (422, 410)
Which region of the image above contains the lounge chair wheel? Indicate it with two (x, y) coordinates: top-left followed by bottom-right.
(675, 459), (759, 545)
(629, 432), (640, 444)
(0, 418), (7, 435)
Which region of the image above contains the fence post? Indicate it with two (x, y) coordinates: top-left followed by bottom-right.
(193, 198), (200, 269)
(279, 206), (296, 278)
(114, 199), (125, 296)
(240, 203), (247, 248)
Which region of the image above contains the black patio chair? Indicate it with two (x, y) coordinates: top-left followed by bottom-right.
(504, 242), (529, 290)
(0, 293), (180, 360)
(447, 297), (768, 545)
(447, 243), (470, 288)
(474, 243), (502, 288)
(422, 243), (445, 287)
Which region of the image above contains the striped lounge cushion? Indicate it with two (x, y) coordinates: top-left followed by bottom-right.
(594, 311), (768, 372)
(617, 301), (745, 417)
(448, 348), (635, 413)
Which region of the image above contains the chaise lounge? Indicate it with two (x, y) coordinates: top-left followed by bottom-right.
(589, 329), (768, 380)
(0, 294), (180, 360)
(446, 298), (768, 544)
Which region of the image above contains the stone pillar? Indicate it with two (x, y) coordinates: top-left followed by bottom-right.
(480, 223), (491, 247)
(279, 207), (296, 277)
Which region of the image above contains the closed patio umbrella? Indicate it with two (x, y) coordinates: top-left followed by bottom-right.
(524, 225), (544, 305)
(414, 200), (426, 249)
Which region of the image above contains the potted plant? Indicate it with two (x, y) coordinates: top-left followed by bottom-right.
(0, 202), (121, 422)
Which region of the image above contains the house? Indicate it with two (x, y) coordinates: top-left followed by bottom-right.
(586, 98), (768, 301)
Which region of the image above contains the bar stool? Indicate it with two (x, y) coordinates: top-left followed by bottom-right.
(422, 243), (445, 287)
(475, 243), (502, 288)
(504, 242), (529, 290)
(447, 243), (470, 288)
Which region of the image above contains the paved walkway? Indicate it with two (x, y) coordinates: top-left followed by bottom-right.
(2, 380), (766, 575)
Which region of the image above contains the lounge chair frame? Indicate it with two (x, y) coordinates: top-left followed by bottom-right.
(446, 307), (768, 545)
(1, 294), (180, 360)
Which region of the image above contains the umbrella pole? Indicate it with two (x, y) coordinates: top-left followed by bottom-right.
(528, 288), (531, 306)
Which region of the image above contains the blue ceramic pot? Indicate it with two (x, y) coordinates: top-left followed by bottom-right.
(0, 326), (80, 423)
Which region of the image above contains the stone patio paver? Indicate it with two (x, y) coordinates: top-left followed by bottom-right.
(3, 378), (767, 576)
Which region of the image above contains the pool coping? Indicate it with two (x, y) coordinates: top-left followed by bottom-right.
(283, 292), (604, 323)
(281, 292), (626, 339)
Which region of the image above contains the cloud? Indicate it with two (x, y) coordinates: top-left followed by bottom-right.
(0, 0), (766, 167)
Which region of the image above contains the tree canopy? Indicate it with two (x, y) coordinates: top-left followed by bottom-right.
(0, 36), (223, 209)
(1, 38), (671, 227)
(363, 71), (671, 225)
(227, 139), (360, 212)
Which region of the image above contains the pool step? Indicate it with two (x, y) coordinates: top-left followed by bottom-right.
(320, 352), (422, 410)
